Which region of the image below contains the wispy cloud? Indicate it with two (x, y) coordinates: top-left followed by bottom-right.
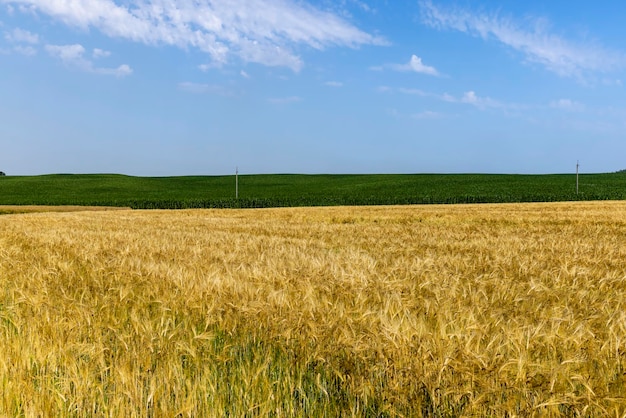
(350, 0), (373, 14)
(198, 63), (219, 73)
(550, 99), (584, 112)
(412, 110), (442, 120)
(92, 48), (111, 59)
(386, 107), (445, 121)
(320, 0), (377, 19)
(446, 91), (502, 109)
(178, 82), (236, 97)
(386, 86), (507, 110)
(268, 96), (302, 105)
(419, 0), (625, 79)
(4, 27), (38, 44)
(372, 54), (439, 76)
(3, 27), (40, 55)
(388, 86), (592, 116)
(324, 81), (343, 87)
(396, 87), (429, 96)
(13, 44), (36, 55)
(391, 54), (439, 76)
(45, 43), (132, 77)
(5, 0), (386, 72)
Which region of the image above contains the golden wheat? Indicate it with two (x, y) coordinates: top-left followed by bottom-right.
(1, 202), (626, 416)
(0, 205), (129, 215)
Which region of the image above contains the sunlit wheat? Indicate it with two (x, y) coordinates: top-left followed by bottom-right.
(1, 202), (625, 416)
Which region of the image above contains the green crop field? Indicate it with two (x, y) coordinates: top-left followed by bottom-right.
(1, 172), (626, 208)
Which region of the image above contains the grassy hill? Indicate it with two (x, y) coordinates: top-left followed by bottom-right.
(1, 172), (625, 208)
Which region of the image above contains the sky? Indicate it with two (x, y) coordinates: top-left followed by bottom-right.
(1, 0), (626, 176)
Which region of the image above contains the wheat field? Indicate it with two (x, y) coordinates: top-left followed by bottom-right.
(1, 202), (626, 417)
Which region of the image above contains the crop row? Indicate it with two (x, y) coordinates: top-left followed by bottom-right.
(123, 191), (623, 209)
(1, 173), (625, 208)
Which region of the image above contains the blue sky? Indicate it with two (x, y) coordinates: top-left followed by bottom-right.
(1, 0), (625, 176)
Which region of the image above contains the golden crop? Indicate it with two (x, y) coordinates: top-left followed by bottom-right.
(1, 202), (625, 417)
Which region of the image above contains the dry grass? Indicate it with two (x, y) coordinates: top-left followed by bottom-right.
(1, 202), (626, 417)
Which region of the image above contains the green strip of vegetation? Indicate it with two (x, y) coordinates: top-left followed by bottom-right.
(1, 172), (625, 208)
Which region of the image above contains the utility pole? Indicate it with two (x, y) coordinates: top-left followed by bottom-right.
(576, 160), (579, 195)
(235, 167), (239, 199)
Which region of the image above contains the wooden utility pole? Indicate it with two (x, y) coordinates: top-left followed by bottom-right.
(236, 167), (239, 199)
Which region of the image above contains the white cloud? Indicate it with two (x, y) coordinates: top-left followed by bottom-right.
(268, 96), (302, 104)
(13, 45), (36, 55)
(45, 43), (132, 77)
(4, 27), (39, 43)
(98, 63), (131, 77)
(16, 4), (35, 15)
(550, 99), (584, 112)
(373, 54), (439, 76)
(446, 90), (503, 109)
(240, 70), (250, 79)
(46, 43), (85, 61)
(390, 86), (506, 110)
(92, 48), (111, 58)
(319, 0), (377, 20)
(385, 108), (444, 121)
(198, 63), (218, 72)
(4, 0), (386, 72)
(419, 0), (625, 79)
(397, 54), (439, 75)
(324, 81), (343, 87)
(406, 55), (439, 75)
(460, 91), (479, 104)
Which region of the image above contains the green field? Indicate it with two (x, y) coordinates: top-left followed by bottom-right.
(1, 172), (626, 208)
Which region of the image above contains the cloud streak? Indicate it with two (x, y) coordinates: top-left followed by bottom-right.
(13, 44), (36, 55)
(372, 54), (439, 76)
(445, 90), (502, 109)
(4, 27), (39, 44)
(412, 110), (442, 120)
(392, 55), (439, 76)
(92, 48), (111, 58)
(4, 0), (386, 72)
(550, 99), (584, 112)
(3, 27), (39, 54)
(388, 86), (508, 110)
(178, 82), (236, 96)
(46, 43), (132, 77)
(419, 0), (625, 79)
